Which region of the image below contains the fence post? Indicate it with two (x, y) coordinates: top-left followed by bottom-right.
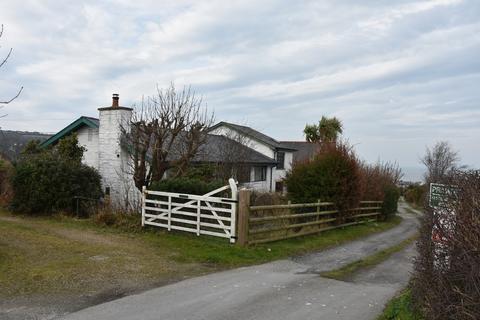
(237, 189), (251, 246)
(196, 199), (201, 236)
(141, 186), (146, 227)
(229, 178), (238, 244)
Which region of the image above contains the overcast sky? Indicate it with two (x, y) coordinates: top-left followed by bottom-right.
(1, 0), (479, 180)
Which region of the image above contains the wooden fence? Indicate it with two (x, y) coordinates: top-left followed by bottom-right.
(142, 179), (238, 243)
(237, 189), (383, 246)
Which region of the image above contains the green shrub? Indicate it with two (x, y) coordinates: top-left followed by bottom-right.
(0, 156), (14, 206)
(378, 288), (423, 320)
(11, 134), (102, 214)
(150, 177), (224, 195)
(382, 185), (400, 217)
(404, 184), (426, 208)
(285, 143), (363, 212)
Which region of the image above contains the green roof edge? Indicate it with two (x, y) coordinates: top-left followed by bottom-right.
(40, 116), (99, 147)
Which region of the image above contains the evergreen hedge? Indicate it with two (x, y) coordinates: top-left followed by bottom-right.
(11, 135), (102, 214)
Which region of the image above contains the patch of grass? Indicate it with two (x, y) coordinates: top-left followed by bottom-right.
(321, 233), (417, 281)
(135, 215), (403, 267)
(0, 209), (402, 298)
(378, 288), (423, 320)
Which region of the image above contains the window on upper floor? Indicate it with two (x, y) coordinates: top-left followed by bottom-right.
(88, 129), (93, 142)
(253, 166), (267, 182)
(276, 151), (285, 170)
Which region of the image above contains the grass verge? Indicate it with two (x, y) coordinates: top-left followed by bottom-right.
(320, 233), (417, 281)
(0, 209), (402, 298)
(377, 288), (423, 320)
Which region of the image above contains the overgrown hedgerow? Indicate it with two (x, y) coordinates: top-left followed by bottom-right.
(412, 170), (480, 319)
(285, 142), (401, 217)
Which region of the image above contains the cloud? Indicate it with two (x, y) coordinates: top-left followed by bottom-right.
(0, 0), (479, 171)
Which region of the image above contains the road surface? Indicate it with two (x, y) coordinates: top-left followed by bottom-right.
(61, 202), (419, 320)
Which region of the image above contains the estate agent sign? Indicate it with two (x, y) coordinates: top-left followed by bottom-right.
(429, 183), (457, 208)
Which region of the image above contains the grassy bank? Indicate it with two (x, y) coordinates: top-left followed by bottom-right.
(378, 289), (423, 320)
(0, 209), (401, 298)
(320, 233), (417, 281)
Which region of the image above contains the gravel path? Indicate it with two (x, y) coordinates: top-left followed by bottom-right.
(61, 202), (420, 320)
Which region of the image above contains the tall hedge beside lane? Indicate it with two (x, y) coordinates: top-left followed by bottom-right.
(285, 142), (401, 218)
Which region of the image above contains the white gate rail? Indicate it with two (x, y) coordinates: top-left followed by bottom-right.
(141, 178), (238, 243)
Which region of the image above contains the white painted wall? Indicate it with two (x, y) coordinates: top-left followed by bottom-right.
(76, 126), (99, 170)
(272, 151), (293, 183)
(98, 108), (139, 208)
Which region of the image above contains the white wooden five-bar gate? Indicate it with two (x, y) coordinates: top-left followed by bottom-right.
(141, 178), (238, 243)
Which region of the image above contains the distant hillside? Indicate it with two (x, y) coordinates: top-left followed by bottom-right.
(0, 130), (51, 161)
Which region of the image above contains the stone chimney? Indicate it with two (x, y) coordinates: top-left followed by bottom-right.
(97, 94), (133, 206)
(112, 93), (119, 107)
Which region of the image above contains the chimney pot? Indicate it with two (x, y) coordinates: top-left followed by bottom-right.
(112, 93), (119, 107)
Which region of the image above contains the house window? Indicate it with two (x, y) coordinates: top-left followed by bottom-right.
(88, 129), (93, 142)
(253, 166), (267, 182)
(276, 151), (285, 170)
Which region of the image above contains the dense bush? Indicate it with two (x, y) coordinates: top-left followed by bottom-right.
(404, 183), (426, 208)
(183, 164), (218, 182)
(359, 161), (402, 217)
(382, 185), (400, 217)
(0, 156), (14, 206)
(150, 177), (224, 195)
(285, 143), (363, 212)
(11, 135), (102, 214)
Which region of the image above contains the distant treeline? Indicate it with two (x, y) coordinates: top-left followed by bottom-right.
(0, 130), (51, 161)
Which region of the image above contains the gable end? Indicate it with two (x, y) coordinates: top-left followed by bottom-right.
(40, 116), (99, 147)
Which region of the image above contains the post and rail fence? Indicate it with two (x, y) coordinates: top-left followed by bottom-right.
(236, 189), (383, 246)
(141, 181), (383, 246)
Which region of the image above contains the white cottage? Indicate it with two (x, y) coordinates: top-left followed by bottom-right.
(208, 122), (296, 192)
(41, 94), (136, 207)
(41, 95), (298, 207)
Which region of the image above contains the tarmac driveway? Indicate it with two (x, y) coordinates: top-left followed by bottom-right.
(61, 202), (419, 320)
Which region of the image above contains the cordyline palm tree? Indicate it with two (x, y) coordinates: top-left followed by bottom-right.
(304, 116), (343, 144)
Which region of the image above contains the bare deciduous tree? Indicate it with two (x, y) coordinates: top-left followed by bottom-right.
(123, 84), (214, 191)
(0, 24), (23, 109)
(422, 141), (459, 183)
(209, 129), (253, 182)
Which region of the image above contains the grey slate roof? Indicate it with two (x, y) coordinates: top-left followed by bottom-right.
(194, 134), (277, 165)
(279, 141), (320, 163)
(122, 132), (278, 166)
(209, 122), (296, 151)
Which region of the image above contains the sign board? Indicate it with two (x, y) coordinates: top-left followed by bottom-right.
(429, 183), (457, 208)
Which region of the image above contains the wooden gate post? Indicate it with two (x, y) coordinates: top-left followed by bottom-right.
(237, 189), (251, 246)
